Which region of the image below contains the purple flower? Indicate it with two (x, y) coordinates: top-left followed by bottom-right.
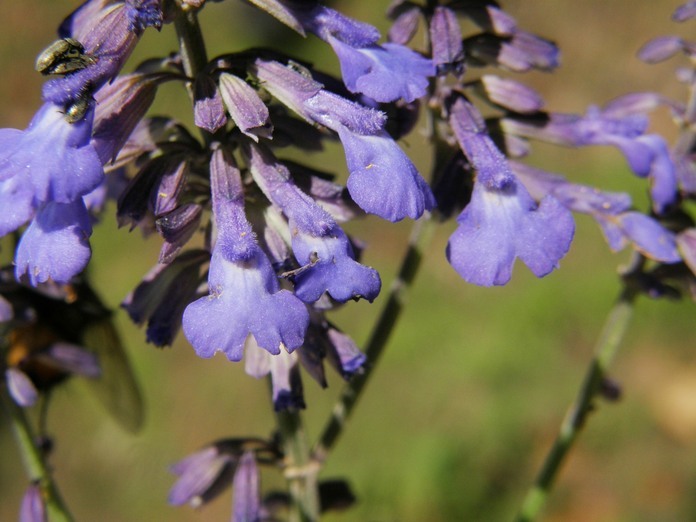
(510, 161), (633, 216)
(324, 325), (366, 378)
(6, 368), (39, 407)
(447, 97), (574, 286)
(219, 73), (273, 141)
(430, 6), (464, 75)
(638, 36), (691, 63)
(123, 250), (208, 346)
(291, 223), (381, 303)
(0, 175), (35, 237)
(193, 74), (227, 133)
(37, 342), (102, 378)
(232, 451), (260, 522)
(254, 60), (434, 221)
(245, 142), (381, 303)
(169, 446), (234, 507)
(508, 162), (680, 262)
(597, 212), (681, 263)
(245, 339), (304, 410)
(388, 3), (421, 45)
(447, 178), (575, 286)
(267, 314), (368, 396)
(0, 103), (103, 207)
(45, 0), (163, 108)
(6, 341), (100, 407)
(326, 37), (433, 103)
(15, 200), (93, 286)
(182, 147), (309, 361)
(92, 73), (162, 164)
(501, 107), (655, 176)
(499, 30), (560, 71)
(156, 203), (204, 263)
(478, 75), (545, 114)
(636, 135), (678, 213)
(0, 107), (100, 285)
(289, 5), (433, 102)
(674, 2), (696, 22)
(19, 483), (46, 522)
(169, 439), (272, 515)
(337, 127), (435, 221)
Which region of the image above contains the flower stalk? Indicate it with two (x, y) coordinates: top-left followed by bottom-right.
(312, 215), (435, 463)
(173, 6), (208, 97)
(275, 408), (321, 522)
(515, 267), (641, 522)
(1, 386), (74, 522)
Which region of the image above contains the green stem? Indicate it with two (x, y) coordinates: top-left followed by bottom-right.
(173, 6), (208, 92)
(172, 2), (220, 148)
(275, 408), (320, 522)
(1, 387), (74, 522)
(515, 284), (639, 522)
(312, 215), (435, 464)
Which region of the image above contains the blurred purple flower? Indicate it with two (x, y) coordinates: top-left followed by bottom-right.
(232, 451), (260, 522)
(502, 106), (655, 176)
(510, 161), (633, 216)
(674, 2), (696, 22)
(430, 6), (464, 75)
(19, 483), (46, 522)
(6, 368), (39, 407)
(598, 212), (681, 263)
(169, 446), (234, 507)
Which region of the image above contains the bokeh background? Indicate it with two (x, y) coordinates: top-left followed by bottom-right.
(2, 1), (696, 521)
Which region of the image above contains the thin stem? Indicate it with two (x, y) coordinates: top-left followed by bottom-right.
(515, 284), (639, 522)
(173, 6), (208, 94)
(1, 387), (74, 522)
(174, 4), (317, 519)
(172, 3), (220, 148)
(275, 409), (320, 522)
(276, 216), (435, 518)
(312, 215), (435, 463)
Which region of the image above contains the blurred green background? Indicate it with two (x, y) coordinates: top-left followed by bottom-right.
(2, 1), (696, 521)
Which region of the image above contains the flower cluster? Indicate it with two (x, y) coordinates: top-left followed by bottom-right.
(401, 1), (692, 287)
(0, 0), (437, 416)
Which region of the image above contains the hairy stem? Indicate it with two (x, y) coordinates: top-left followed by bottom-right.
(275, 408), (321, 522)
(312, 216), (435, 463)
(1, 387), (74, 522)
(515, 284), (639, 522)
(173, 5), (208, 95)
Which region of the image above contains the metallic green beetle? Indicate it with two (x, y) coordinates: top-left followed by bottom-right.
(35, 38), (97, 76)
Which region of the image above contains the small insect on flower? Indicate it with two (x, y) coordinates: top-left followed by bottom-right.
(64, 96), (92, 124)
(35, 38), (97, 76)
